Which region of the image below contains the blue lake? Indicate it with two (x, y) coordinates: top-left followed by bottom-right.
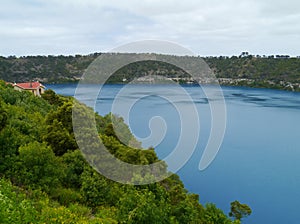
(47, 83), (300, 224)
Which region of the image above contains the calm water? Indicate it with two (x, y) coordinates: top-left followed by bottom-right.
(47, 83), (300, 224)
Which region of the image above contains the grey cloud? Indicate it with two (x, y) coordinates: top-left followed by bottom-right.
(0, 0), (299, 56)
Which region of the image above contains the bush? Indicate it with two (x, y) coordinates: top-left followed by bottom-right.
(17, 141), (65, 192)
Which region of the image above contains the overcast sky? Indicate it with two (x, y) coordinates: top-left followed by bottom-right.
(1, 0), (300, 56)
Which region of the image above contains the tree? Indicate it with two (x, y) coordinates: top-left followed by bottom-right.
(17, 141), (65, 192)
(117, 187), (170, 224)
(229, 200), (252, 221)
(61, 150), (87, 189)
(41, 89), (64, 106)
(43, 119), (77, 156)
(44, 100), (78, 156)
(80, 166), (112, 207)
(0, 100), (7, 132)
(204, 203), (232, 224)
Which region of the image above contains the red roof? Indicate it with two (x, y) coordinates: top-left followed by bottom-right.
(14, 82), (44, 89)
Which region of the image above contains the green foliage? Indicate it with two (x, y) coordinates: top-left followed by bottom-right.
(1, 54), (300, 91)
(44, 101), (78, 155)
(80, 166), (113, 207)
(206, 56), (300, 90)
(0, 127), (22, 174)
(61, 150), (87, 189)
(17, 141), (65, 192)
(204, 203), (232, 224)
(44, 119), (77, 156)
(206, 56), (300, 82)
(105, 60), (189, 84)
(103, 113), (142, 148)
(117, 187), (170, 224)
(0, 83), (52, 174)
(46, 100), (74, 134)
(229, 200), (252, 221)
(0, 179), (38, 224)
(41, 89), (65, 106)
(0, 54), (99, 83)
(0, 100), (7, 131)
(50, 187), (83, 206)
(101, 133), (159, 166)
(0, 178), (112, 224)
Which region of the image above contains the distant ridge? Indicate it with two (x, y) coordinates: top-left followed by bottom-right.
(1, 53), (299, 90)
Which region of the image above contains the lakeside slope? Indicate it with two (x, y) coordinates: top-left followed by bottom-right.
(1, 53), (299, 91)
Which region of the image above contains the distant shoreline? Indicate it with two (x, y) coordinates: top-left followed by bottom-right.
(2, 53), (299, 92)
(45, 78), (300, 92)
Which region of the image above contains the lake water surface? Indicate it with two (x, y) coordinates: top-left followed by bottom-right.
(47, 83), (300, 224)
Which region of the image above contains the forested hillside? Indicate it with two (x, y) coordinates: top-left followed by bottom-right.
(0, 54), (99, 83)
(1, 54), (299, 87)
(0, 81), (251, 223)
(205, 55), (300, 82)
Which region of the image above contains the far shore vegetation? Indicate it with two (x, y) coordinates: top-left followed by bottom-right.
(1, 52), (300, 91)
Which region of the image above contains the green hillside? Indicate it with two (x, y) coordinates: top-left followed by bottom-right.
(0, 81), (250, 223)
(1, 54), (299, 90)
(206, 55), (300, 91)
(0, 54), (99, 83)
(0, 53), (300, 83)
(0, 52), (300, 91)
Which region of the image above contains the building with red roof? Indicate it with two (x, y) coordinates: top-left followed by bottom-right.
(13, 81), (45, 97)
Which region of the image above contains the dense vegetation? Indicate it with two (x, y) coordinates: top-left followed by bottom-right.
(1, 53), (299, 90)
(205, 55), (300, 82)
(0, 54), (99, 83)
(0, 81), (251, 223)
(206, 55), (300, 91)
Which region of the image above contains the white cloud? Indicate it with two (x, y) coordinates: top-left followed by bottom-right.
(0, 0), (299, 56)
